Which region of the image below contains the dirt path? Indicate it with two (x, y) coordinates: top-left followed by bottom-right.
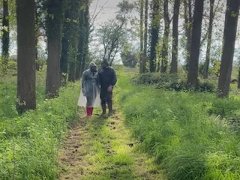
(58, 108), (166, 180)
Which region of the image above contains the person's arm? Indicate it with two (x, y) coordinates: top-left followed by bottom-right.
(96, 72), (101, 89)
(111, 69), (117, 86)
(107, 69), (117, 92)
(81, 71), (87, 95)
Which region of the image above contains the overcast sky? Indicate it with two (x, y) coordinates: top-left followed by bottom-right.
(90, 0), (131, 26)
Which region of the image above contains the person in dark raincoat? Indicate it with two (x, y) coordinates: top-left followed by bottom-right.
(81, 62), (100, 117)
(98, 60), (117, 116)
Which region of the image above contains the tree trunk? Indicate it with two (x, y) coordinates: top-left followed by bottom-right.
(67, 0), (80, 82)
(143, 0), (148, 73)
(187, 0), (205, 88)
(60, 1), (69, 85)
(46, 0), (64, 98)
(35, 2), (41, 71)
(217, 0), (240, 97)
(60, 0), (70, 84)
(238, 66), (240, 89)
(170, 0), (180, 74)
(160, 0), (170, 73)
(149, 0), (160, 73)
(203, 0), (215, 79)
(2, 0), (9, 70)
(77, 0), (89, 79)
(16, 0), (36, 113)
(60, 29), (68, 81)
(139, 0), (144, 73)
(184, 0), (192, 70)
(60, 3), (70, 83)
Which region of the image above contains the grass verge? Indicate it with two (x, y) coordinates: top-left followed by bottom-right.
(0, 68), (79, 179)
(118, 68), (240, 180)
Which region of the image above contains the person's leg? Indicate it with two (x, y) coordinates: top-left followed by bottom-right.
(86, 97), (93, 117)
(101, 98), (107, 115)
(86, 107), (91, 116)
(107, 92), (113, 116)
(89, 107), (94, 116)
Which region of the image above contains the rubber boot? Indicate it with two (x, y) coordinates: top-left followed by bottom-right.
(86, 107), (91, 117)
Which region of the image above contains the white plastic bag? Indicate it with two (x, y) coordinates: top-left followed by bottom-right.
(77, 89), (101, 107)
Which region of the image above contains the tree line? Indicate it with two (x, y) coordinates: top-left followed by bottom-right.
(138, 0), (240, 98)
(1, 0), (240, 113)
(0, 0), (90, 113)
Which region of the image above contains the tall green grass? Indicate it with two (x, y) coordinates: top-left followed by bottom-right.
(0, 68), (80, 179)
(117, 69), (240, 180)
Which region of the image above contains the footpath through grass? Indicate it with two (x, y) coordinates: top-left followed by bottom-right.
(59, 107), (166, 179)
(118, 68), (240, 180)
(2, 66), (240, 179)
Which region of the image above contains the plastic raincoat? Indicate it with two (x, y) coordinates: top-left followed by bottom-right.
(78, 69), (101, 107)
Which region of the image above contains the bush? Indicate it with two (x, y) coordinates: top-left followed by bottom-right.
(164, 81), (215, 92)
(132, 73), (160, 85)
(198, 82), (215, 92)
(7, 60), (17, 70)
(36, 59), (46, 71)
(133, 73), (179, 86)
(208, 98), (240, 117)
(208, 98), (240, 134)
(166, 81), (187, 91)
(133, 73), (215, 93)
(121, 51), (137, 68)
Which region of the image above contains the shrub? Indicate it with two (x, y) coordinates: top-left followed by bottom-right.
(121, 51), (137, 68)
(208, 98), (240, 117)
(7, 60), (17, 70)
(133, 73), (215, 92)
(166, 81), (187, 91)
(198, 81), (215, 92)
(133, 73), (179, 87)
(36, 59), (46, 71)
(159, 80), (215, 92)
(132, 73), (161, 85)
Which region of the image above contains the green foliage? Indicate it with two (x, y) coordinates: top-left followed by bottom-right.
(210, 60), (221, 78)
(7, 60), (17, 70)
(133, 73), (215, 92)
(36, 59), (45, 71)
(0, 59), (17, 77)
(208, 98), (240, 117)
(208, 97), (240, 134)
(0, 71), (79, 179)
(97, 19), (125, 64)
(121, 43), (137, 68)
(117, 70), (240, 180)
(197, 82), (216, 92)
(133, 73), (179, 85)
(163, 154), (206, 180)
(166, 81), (215, 92)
